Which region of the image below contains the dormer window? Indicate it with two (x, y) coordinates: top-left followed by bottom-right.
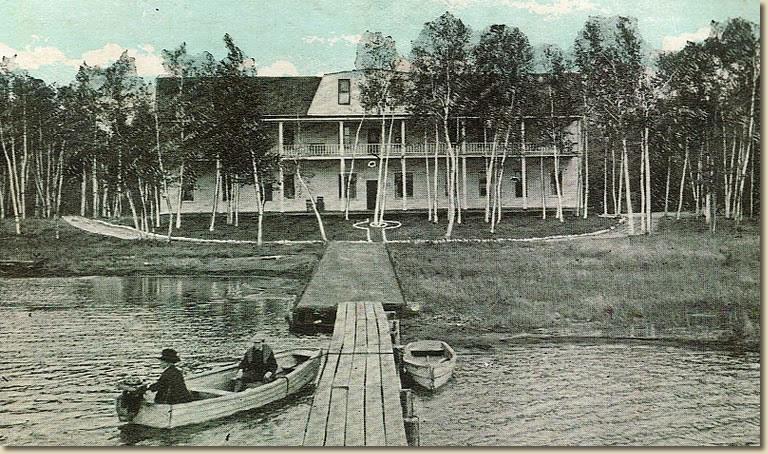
(338, 79), (351, 105)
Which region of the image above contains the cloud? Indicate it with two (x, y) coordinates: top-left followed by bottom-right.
(433, 0), (603, 16)
(661, 26), (711, 52)
(502, 0), (603, 17)
(302, 34), (362, 46)
(80, 43), (164, 76)
(0, 43), (79, 70)
(434, 0), (476, 7)
(0, 41), (164, 77)
(258, 60), (299, 77)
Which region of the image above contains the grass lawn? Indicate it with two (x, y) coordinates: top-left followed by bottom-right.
(385, 210), (616, 240)
(0, 218), (325, 278)
(114, 210), (617, 242)
(388, 216), (760, 348)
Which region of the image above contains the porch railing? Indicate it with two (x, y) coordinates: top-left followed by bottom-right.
(279, 142), (573, 158)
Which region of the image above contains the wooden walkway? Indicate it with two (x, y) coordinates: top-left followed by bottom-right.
(292, 242), (406, 330)
(303, 301), (407, 447)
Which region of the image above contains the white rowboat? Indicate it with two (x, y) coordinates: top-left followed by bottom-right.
(115, 348), (321, 428)
(402, 340), (456, 391)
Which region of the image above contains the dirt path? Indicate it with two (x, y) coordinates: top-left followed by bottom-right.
(62, 216), (321, 244)
(62, 216), (148, 240)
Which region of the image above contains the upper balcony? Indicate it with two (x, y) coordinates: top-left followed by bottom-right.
(278, 142), (578, 159)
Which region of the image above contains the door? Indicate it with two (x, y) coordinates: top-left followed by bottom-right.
(366, 180), (378, 210)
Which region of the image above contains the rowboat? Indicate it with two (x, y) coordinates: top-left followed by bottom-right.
(402, 340), (456, 391)
(115, 348), (321, 428)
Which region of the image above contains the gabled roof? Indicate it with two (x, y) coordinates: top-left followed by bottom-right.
(155, 76), (321, 117)
(257, 76), (321, 116)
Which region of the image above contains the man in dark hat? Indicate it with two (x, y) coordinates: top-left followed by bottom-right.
(148, 348), (193, 404)
(233, 337), (278, 392)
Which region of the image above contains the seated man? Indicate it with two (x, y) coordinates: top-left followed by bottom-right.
(148, 348), (193, 404)
(233, 337), (278, 392)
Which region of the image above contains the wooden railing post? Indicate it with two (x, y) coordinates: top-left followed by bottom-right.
(400, 389), (420, 446)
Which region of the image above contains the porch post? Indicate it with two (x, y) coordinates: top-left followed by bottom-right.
(401, 120), (407, 211)
(278, 121), (285, 213)
(521, 119), (528, 210)
(339, 121), (345, 208)
(461, 120), (467, 209)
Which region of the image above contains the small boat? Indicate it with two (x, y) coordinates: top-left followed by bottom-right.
(115, 348), (321, 428)
(402, 340), (456, 391)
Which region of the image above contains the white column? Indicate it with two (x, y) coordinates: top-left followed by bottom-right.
(339, 121), (345, 209)
(278, 121), (285, 213)
(461, 120), (467, 208)
(401, 120), (406, 211)
(521, 120), (528, 210)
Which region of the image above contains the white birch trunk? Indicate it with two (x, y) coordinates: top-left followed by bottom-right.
(209, 156), (221, 232)
(622, 137), (634, 234)
(296, 162), (327, 241)
(676, 145), (689, 220)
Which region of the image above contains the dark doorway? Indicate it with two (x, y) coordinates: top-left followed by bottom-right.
(366, 180), (378, 210)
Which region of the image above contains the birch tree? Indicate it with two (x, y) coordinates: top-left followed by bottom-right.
(471, 24), (533, 230)
(410, 12), (473, 238)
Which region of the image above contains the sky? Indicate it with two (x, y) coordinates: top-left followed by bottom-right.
(2, 0), (759, 85)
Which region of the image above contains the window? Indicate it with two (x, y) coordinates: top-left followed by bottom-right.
(262, 182), (273, 202)
(511, 170), (524, 197)
(181, 179), (194, 202)
(338, 173), (358, 199)
(478, 172), (487, 197)
(367, 128), (381, 154)
(550, 169), (563, 195)
(338, 79), (351, 105)
(283, 128), (295, 146)
(394, 172), (414, 198)
(283, 174), (295, 199)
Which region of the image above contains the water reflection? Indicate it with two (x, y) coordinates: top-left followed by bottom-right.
(0, 277), (760, 446)
(0, 276), (326, 446)
(414, 343), (760, 446)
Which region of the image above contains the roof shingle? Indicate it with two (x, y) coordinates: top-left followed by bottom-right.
(156, 76), (321, 117)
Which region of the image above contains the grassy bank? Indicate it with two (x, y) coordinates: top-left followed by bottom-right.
(0, 218), (325, 278)
(388, 216), (760, 348)
(114, 210), (616, 242)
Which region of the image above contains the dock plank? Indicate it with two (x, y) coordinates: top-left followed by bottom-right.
(365, 302), (381, 354)
(364, 302), (386, 446)
(345, 303), (368, 446)
(373, 302), (394, 353)
(329, 301), (348, 353)
(323, 387), (348, 446)
(303, 301), (407, 447)
(303, 350), (339, 446)
(325, 303), (356, 445)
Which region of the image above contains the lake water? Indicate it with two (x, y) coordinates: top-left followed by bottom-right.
(0, 276), (760, 446)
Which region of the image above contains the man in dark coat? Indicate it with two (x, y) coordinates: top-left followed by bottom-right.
(148, 348), (193, 404)
(233, 337), (278, 392)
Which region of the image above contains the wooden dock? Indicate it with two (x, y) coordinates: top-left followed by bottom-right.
(303, 301), (408, 447)
(291, 242), (406, 331)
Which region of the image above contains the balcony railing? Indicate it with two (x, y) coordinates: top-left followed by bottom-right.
(279, 142), (574, 158)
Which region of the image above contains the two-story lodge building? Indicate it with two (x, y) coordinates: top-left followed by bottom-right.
(159, 70), (582, 215)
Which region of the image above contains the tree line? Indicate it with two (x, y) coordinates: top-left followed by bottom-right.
(0, 13), (759, 241)
(354, 13), (759, 237)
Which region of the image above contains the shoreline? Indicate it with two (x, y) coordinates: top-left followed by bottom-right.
(399, 316), (760, 353)
(2, 216), (760, 351)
